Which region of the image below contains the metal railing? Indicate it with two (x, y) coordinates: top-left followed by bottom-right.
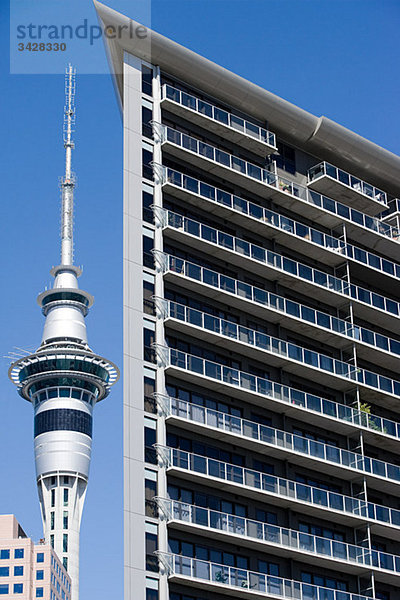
(155, 127), (399, 240)
(160, 298), (400, 402)
(158, 552), (387, 599)
(158, 395), (400, 484)
(160, 167), (400, 272)
(308, 162), (387, 206)
(159, 208), (400, 318)
(156, 248), (400, 361)
(156, 446), (400, 528)
(158, 498), (400, 574)
(154, 344), (400, 441)
(162, 84), (276, 148)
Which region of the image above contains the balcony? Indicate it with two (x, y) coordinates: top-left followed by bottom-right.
(157, 210), (400, 329)
(159, 167), (400, 260)
(156, 446), (400, 537)
(161, 84), (277, 155)
(159, 552), (373, 600)
(155, 123), (398, 231)
(158, 498), (400, 583)
(156, 253), (400, 375)
(308, 162), (387, 215)
(160, 299), (400, 407)
(157, 394), (400, 493)
(154, 345), (400, 452)
(158, 168), (400, 272)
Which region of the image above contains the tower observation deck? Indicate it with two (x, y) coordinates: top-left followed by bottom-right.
(8, 64), (119, 600)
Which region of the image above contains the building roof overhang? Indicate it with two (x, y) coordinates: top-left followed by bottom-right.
(94, 1), (400, 196)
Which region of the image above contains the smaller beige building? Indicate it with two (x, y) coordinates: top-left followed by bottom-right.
(0, 515), (71, 600)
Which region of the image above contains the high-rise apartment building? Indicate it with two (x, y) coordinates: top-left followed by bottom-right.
(0, 515), (71, 600)
(96, 3), (400, 600)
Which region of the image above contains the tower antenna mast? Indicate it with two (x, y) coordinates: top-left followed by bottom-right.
(61, 63), (76, 265)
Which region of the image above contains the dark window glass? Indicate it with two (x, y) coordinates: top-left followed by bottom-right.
(0, 585), (8, 595)
(144, 376), (156, 413)
(0, 551), (9, 560)
(143, 280), (155, 316)
(14, 549), (24, 559)
(145, 426), (157, 464)
(14, 583), (23, 594)
(143, 149), (153, 180)
(275, 141), (296, 174)
(34, 409), (92, 438)
(36, 553), (44, 563)
(143, 236), (155, 270)
(36, 570), (44, 580)
(142, 106), (153, 139)
(146, 532), (158, 572)
(146, 590), (158, 600)
(0, 568), (9, 577)
(143, 191), (154, 224)
(145, 478), (158, 517)
(14, 566), (23, 576)
(142, 66), (153, 96)
(144, 328), (156, 363)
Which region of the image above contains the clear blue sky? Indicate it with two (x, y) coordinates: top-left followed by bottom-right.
(1, 1), (399, 598)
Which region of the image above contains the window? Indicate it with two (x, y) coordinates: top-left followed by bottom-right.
(14, 548), (24, 559)
(146, 590), (158, 600)
(14, 583), (23, 594)
(145, 532), (158, 572)
(51, 512), (55, 530)
(144, 328), (156, 364)
(143, 235), (155, 270)
(143, 280), (155, 316)
(64, 488), (69, 507)
(0, 568), (9, 577)
(301, 572), (347, 591)
(63, 534), (68, 553)
(0, 585), (8, 595)
(275, 141), (296, 174)
(143, 148), (153, 181)
(36, 570), (44, 580)
(142, 106), (153, 139)
(143, 189), (154, 224)
(258, 560), (279, 576)
(142, 65), (153, 96)
(63, 511), (68, 529)
(37, 553), (44, 563)
(0, 550), (9, 560)
(51, 488), (55, 508)
(34, 409), (92, 437)
(63, 557), (68, 571)
(14, 566), (23, 576)
(144, 374), (156, 414)
(36, 588), (44, 598)
(145, 476), (158, 518)
(145, 422), (157, 465)
(50, 535), (54, 549)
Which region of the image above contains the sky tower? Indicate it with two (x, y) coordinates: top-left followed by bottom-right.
(8, 64), (119, 600)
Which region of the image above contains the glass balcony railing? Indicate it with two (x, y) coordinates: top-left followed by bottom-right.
(162, 299), (400, 401)
(160, 169), (400, 278)
(162, 84), (276, 149)
(158, 395), (400, 484)
(155, 126), (400, 241)
(156, 446), (400, 528)
(157, 252), (400, 358)
(159, 498), (400, 574)
(159, 552), (374, 600)
(155, 345), (400, 441)
(162, 209), (400, 312)
(162, 166), (400, 244)
(308, 162), (387, 207)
